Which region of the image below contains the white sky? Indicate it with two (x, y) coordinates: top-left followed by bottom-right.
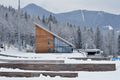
(0, 0), (120, 14)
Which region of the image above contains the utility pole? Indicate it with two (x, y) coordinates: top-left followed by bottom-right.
(17, 0), (21, 51)
(18, 0), (20, 10)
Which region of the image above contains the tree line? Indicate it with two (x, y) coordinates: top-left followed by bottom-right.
(0, 5), (120, 56)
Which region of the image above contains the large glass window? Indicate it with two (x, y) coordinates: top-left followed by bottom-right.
(54, 37), (73, 53)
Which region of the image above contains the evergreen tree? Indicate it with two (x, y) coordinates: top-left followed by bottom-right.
(87, 27), (95, 49)
(37, 16), (40, 21)
(118, 34), (120, 54)
(42, 15), (45, 23)
(95, 27), (101, 49)
(5, 13), (8, 21)
(76, 27), (82, 49)
(24, 12), (28, 21)
(47, 14), (57, 24)
(107, 29), (115, 55)
(48, 14), (53, 22)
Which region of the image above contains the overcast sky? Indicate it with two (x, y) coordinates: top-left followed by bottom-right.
(0, 0), (120, 14)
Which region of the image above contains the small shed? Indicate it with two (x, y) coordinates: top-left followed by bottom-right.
(85, 49), (103, 56)
(78, 49), (103, 57)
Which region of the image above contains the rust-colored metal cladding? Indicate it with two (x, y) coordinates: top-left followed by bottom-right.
(35, 25), (54, 53)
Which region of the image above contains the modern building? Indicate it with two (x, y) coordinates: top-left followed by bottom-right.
(35, 23), (75, 53)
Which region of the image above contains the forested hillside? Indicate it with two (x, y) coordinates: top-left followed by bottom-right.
(0, 4), (120, 55)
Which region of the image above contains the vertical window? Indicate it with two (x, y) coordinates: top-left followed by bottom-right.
(48, 39), (50, 45)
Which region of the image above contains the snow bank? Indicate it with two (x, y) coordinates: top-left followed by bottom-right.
(0, 75), (76, 80)
(0, 47), (85, 60)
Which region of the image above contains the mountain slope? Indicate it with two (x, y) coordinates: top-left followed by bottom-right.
(23, 3), (54, 17)
(22, 3), (120, 30)
(56, 10), (120, 29)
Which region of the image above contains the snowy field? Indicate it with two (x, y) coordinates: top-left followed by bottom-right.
(0, 47), (86, 61)
(0, 47), (116, 64)
(0, 47), (120, 80)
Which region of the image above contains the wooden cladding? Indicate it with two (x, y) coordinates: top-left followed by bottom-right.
(35, 25), (54, 53)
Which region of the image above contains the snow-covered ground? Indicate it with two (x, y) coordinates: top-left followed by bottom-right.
(0, 47), (86, 60)
(0, 47), (120, 80)
(0, 47), (116, 64)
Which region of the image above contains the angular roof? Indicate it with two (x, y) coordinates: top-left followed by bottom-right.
(34, 23), (75, 48)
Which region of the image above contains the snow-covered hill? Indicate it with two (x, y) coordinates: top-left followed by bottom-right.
(23, 3), (54, 17)
(22, 3), (120, 30)
(56, 10), (120, 30)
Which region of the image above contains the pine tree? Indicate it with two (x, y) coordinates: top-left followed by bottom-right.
(107, 29), (115, 55)
(118, 34), (120, 54)
(42, 15), (45, 23)
(37, 16), (40, 21)
(24, 12), (28, 20)
(85, 27), (95, 49)
(48, 14), (53, 22)
(5, 13), (8, 21)
(76, 27), (82, 49)
(95, 27), (101, 49)
(48, 22), (51, 31)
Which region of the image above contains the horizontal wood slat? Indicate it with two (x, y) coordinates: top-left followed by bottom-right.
(0, 63), (116, 71)
(0, 72), (78, 77)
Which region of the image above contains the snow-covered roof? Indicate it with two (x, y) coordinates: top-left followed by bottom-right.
(105, 25), (113, 30)
(79, 49), (102, 52)
(34, 23), (75, 48)
(85, 49), (102, 52)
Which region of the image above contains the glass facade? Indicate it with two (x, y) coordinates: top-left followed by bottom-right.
(54, 37), (73, 53)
